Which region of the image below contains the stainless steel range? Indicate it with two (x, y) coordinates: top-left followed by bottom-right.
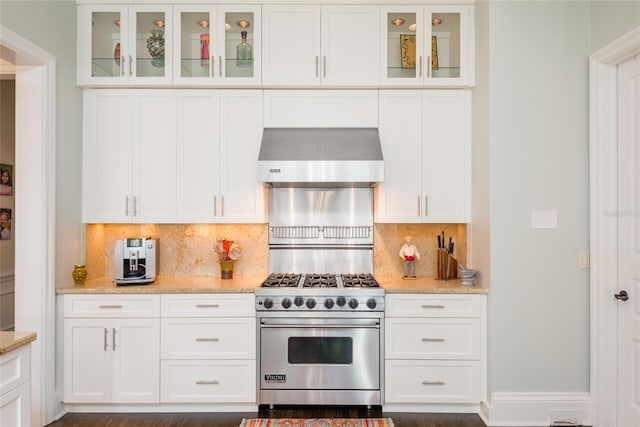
(255, 186), (384, 408)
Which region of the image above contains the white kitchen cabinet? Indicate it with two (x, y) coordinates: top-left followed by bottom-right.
(176, 90), (266, 223)
(82, 90), (177, 223)
(384, 293), (485, 407)
(63, 294), (161, 404)
(380, 5), (474, 87)
(173, 5), (261, 86)
(262, 5), (379, 87)
(160, 294), (256, 404)
(77, 4), (173, 86)
(0, 345), (31, 427)
(376, 89), (470, 223)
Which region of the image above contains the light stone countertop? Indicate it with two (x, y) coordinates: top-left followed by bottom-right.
(56, 275), (487, 294)
(56, 275), (264, 294)
(377, 276), (488, 294)
(0, 331), (37, 355)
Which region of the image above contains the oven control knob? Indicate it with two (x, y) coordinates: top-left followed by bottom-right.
(294, 296), (304, 307)
(306, 298), (316, 309)
(324, 298), (335, 309)
(263, 298), (274, 309)
(348, 298), (359, 309)
(366, 298), (377, 309)
(282, 298), (292, 309)
(336, 296), (347, 307)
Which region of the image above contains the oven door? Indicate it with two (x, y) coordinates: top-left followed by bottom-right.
(259, 317), (380, 391)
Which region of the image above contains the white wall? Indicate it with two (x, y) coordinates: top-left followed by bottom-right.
(488, 0), (591, 393)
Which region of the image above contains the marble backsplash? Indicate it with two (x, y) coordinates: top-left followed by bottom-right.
(84, 223), (467, 280)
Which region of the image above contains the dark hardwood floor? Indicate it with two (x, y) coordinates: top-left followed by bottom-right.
(46, 405), (487, 427)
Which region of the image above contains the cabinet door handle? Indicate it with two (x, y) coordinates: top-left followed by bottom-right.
(427, 56), (431, 78)
(125, 196), (130, 216)
(221, 196), (224, 216)
(315, 56), (319, 78)
(323, 56), (327, 78)
(129, 55), (133, 77)
(422, 380), (445, 386)
(99, 305), (123, 309)
(417, 196), (421, 216)
(196, 304), (220, 308)
(211, 56), (215, 76)
(213, 196), (217, 216)
(422, 337), (445, 342)
(219, 56), (222, 77)
(133, 196), (138, 216)
(112, 327), (117, 351)
(422, 304), (445, 309)
(419, 56), (423, 77)
(196, 338), (220, 342)
(104, 327), (108, 351)
(424, 196), (428, 216)
(196, 380), (219, 385)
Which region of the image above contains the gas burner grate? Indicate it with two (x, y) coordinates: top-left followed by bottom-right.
(261, 273), (301, 288)
(303, 274), (338, 288)
(341, 273), (380, 288)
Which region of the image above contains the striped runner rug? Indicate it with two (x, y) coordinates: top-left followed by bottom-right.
(239, 418), (394, 427)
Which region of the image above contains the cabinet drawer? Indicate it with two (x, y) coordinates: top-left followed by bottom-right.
(161, 360), (256, 403)
(385, 318), (480, 360)
(0, 380), (30, 426)
(64, 294), (160, 318)
(385, 294), (482, 318)
(385, 360), (480, 403)
(161, 318), (256, 360)
(161, 294), (255, 317)
(0, 345), (30, 396)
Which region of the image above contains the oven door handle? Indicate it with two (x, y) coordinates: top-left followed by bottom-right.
(260, 320), (380, 329)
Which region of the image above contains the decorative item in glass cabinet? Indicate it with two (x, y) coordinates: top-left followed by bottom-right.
(200, 34), (210, 67)
(146, 28), (165, 68)
(236, 30), (252, 68)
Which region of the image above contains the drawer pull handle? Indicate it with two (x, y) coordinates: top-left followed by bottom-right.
(99, 305), (123, 309)
(422, 380), (445, 386)
(196, 304), (220, 308)
(422, 337), (445, 342)
(196, 380), (219, 385)
(196, 338), (219, 342)
(422, 304), (445, 309)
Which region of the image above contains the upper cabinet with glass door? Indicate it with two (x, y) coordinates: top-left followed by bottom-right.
(77, 4), (173, 86)
(173, 5), (260, 86)
(380, 5), (474, 87)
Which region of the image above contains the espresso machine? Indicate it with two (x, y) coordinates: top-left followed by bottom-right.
(114, 238), (157, 285)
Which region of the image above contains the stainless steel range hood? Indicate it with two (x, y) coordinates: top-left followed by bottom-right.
(257, 128), (384, 187)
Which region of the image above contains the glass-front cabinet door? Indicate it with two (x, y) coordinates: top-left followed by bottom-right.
(174, 5), (260, 86)
(380, 5), (473, 87)
(78, 4), (172, 86)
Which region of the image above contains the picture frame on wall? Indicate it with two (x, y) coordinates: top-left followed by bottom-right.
(0, 163), (13, 196)
(0, 208), (11, 240)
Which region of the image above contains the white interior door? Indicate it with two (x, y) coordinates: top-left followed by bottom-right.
(617, 52), (640, 427)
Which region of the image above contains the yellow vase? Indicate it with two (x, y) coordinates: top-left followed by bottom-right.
(220, 260), (235, 279)
(72, 264), (87, 285)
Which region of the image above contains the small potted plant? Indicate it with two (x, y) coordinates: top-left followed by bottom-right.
(215, 238), (241, 279)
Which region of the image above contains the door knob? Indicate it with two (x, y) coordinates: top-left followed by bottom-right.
(614, 290), (629, 301)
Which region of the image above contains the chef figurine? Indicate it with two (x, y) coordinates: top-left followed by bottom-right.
(399, 235), (420, 278)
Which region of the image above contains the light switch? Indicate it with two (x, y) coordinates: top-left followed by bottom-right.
(531, 210), (558, 229)
(579, 251), (590, 269)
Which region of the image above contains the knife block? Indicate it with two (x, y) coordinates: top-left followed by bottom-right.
(436, 250), (458, 280)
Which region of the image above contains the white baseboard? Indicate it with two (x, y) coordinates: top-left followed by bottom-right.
(482, 392), (591, 426)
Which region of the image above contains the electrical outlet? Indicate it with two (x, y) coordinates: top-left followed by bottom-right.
(550, 409), (582, 426)
(578, 251), (590, 269)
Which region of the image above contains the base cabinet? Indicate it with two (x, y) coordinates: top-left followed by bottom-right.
(63, 295), (161, 404)
(160, 294), (257, 404)
(384, 293), (485, 407)
(0, 345), (31, 427)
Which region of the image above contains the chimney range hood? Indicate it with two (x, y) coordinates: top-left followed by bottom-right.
(257, 128), (384, 187)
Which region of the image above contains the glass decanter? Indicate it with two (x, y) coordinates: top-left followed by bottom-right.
(236, 31), (253, 68)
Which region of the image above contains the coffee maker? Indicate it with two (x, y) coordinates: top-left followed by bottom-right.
(114, 238), (157, 285)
